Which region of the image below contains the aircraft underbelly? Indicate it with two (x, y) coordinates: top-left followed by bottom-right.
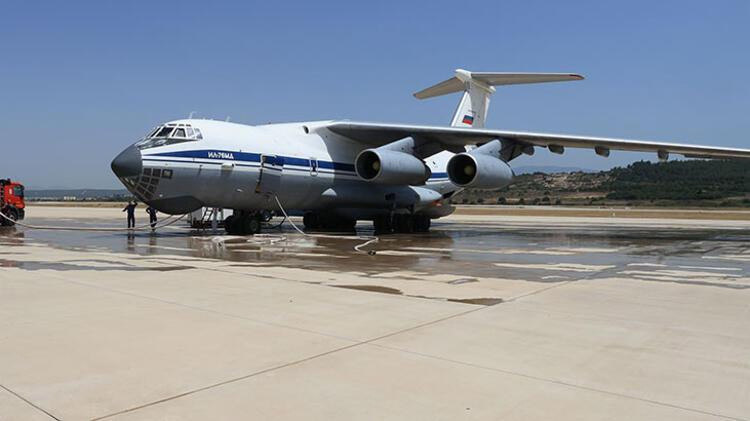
(175, 166), (446, 211)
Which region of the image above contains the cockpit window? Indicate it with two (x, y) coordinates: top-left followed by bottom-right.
(136, 123), (203, 149)
(13, 186), (23, 197)
(155, 126), (174, 138)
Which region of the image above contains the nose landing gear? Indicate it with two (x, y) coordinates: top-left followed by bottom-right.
(224, 211), (263, 235)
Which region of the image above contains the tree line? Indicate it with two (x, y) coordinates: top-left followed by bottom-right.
(605, 160), (750, 201)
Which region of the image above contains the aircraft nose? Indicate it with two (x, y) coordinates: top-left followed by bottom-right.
(111, 145), (142, 178)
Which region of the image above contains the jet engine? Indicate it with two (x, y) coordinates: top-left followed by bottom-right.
(446, 140), (514, 189)
(355, 138), (430, 185)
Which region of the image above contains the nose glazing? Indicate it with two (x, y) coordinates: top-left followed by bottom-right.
(111, 145), (143, 178)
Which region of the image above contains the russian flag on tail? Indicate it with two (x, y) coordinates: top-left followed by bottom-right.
(462, 114), (474, 125)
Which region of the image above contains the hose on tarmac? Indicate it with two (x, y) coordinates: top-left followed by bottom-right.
(0, 209), (186, 232)
(0, 199), (379, 255)
(273, 196), (379, 255)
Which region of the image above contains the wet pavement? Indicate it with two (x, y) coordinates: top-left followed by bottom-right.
(1, 206), (749, 420)
(3, 214), (749, 297)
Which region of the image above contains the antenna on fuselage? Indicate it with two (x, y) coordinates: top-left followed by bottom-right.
(188, 111), (196, 119)
(225, 116), (231, 122)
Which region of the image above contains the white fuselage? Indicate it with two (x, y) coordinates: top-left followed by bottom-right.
(117, 119), (458, 219)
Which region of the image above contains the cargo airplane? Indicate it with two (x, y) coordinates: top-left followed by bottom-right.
(111, 69), (750, 234)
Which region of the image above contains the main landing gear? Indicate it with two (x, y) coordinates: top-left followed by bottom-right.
(223, 211), (263, 235)
(373, 214), (430, 235)
(302, 212), (357, 232)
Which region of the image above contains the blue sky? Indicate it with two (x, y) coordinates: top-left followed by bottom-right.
(1, 0), (748, 188)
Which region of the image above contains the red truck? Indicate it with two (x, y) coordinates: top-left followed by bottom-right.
(0, 179), (25, 226)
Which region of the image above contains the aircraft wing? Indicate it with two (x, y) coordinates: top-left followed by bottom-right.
(326, 121), (750, 160)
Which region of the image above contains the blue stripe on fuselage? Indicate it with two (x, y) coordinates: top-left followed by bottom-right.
(151, 149), (261, 163)
(145, 149), (448, 180)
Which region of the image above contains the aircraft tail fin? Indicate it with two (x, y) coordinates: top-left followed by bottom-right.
(413, 70), (583, 128)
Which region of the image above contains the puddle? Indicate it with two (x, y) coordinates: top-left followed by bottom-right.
(630, 275), (750, 290)
(228, 263), (266, 268)
(447, 278), (479, 285)
(331, 285), (403, 295)
(494, 262), (616, 272)
(0, 229), (25, 246)
(0, 259), (193, 272)
(328, 284), (504, 306)
(448, 297), (504, 306)
(6, 214), (749, 285)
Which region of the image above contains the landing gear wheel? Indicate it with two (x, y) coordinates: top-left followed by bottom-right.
(224, 215), (235, 234)
(340, 218), (357, 232)
(231, 215), (247, 235)
(319, 214), (336, 231)
(373, 215), (392, 235)
(259, 210), (273, 223)
(395, 214), (414, 233)
(414, 215), (431, 233)
(225, 213), (262, 236)
(303, 212), (320, 231)
(246, 214), (261, 235)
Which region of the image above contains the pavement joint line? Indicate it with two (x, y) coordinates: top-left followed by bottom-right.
(20, 240), (489, 313)
(358, 262), (748, 421)
(90, 305), (487, 421)
(503, 279), (576, 302)
(14, 267), (495, 420)
(10, 226), (748, 419)
(366, 342), (748, 421)
(503, 260), (624, 303)
(0, 383), (61, 421)
(30, 258), (488, 347)
(33, 270), (361, 344)
(42, 247), (452, 302)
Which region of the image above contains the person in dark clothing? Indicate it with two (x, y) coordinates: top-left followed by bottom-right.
(123, 201), (137, 228)
(146, 206), (158, 229)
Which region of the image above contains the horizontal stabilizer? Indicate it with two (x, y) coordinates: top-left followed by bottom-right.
(414, 70), (584, 99)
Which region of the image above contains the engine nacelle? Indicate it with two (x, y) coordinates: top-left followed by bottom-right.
(447, 147), (514, 189)
(355, 149), (430, 185)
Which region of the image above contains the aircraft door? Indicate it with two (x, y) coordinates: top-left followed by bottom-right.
(255, 154), (285, 195)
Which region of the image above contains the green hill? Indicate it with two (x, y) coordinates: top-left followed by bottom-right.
(605, 160), (750, 202)
(452, 159), (750, 208)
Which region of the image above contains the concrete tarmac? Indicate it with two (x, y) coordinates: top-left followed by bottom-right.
(1, 205), (749, 420)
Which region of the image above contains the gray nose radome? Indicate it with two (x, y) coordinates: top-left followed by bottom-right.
(111, 145), (142, 178)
